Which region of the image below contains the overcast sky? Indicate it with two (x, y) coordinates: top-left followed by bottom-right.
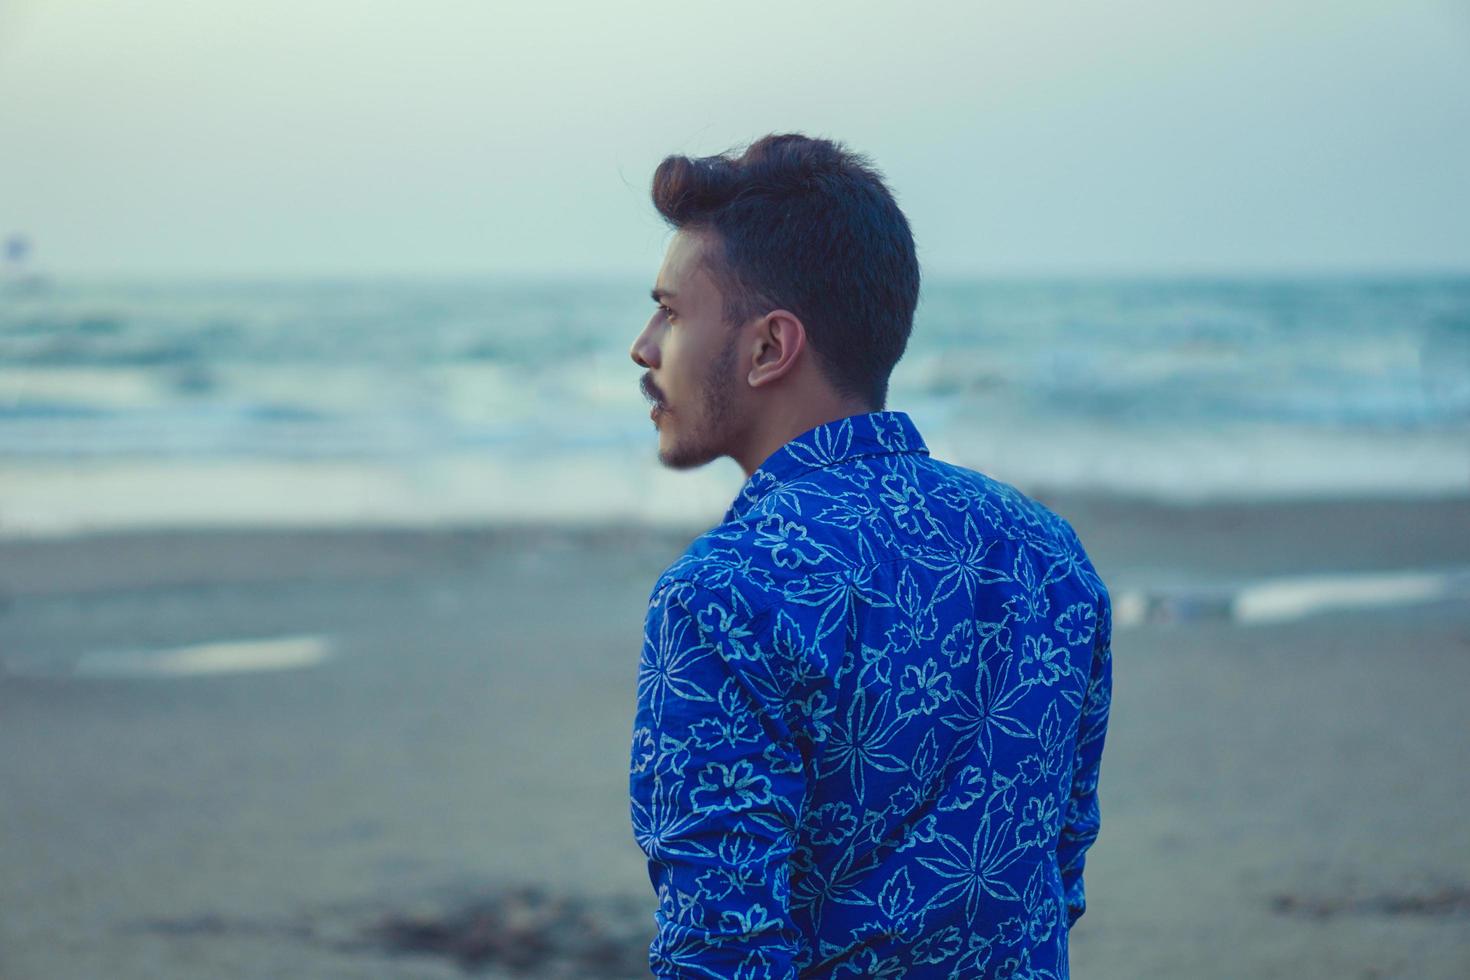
(1, 0), (1467, 278)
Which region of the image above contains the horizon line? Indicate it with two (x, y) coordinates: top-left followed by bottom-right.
(11, 264), (1470, 285)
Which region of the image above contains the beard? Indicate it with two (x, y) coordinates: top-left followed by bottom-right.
(657, 334), (740, 471)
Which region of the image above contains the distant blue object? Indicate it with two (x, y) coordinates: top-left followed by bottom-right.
(4, 234), (29, 263)
(630, 411), (1113, 978)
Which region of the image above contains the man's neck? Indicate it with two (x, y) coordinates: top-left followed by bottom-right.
(733, 398), (876, 478)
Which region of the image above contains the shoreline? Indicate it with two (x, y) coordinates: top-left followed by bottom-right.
(5, 491), (1468, 682)
(2, 443), (1466, 541)
(4, 489), (1467, 588)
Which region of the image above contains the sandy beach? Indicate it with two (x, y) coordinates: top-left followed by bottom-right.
(2, 494), (1468, 979)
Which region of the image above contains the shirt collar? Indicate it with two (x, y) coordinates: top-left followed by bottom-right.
(723, 410), (929, 523)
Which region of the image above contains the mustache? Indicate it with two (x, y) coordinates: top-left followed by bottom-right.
(640, 373), (666, 407)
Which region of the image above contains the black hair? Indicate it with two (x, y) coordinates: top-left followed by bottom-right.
(651, 133), (920, 409)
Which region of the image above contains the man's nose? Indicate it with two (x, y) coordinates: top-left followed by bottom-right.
(629, 325), (658, 369)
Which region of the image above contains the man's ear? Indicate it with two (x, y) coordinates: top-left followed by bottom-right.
(747, 310), (805, 389)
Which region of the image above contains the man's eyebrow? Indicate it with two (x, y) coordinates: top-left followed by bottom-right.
(651, 288), (677, 303)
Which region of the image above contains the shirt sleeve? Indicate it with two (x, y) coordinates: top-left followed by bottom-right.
(629, 579), (806, 979)
(1057, 588), (1113, 927)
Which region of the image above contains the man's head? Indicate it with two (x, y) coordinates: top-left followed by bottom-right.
(630, 133), (920, 474)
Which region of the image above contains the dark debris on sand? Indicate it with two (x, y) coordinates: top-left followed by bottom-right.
(136, 884), (653, 977)
(360, 884), (652, 977)
(1270, 885), (1470, 920)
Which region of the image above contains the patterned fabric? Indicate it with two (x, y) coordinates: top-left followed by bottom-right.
(629, 411), (1112, 979)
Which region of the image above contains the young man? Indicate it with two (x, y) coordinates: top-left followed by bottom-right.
(627, 133), (1112, 979)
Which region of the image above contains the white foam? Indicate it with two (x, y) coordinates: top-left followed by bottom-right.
(72, 634), (332, 678)
(930, 419), (1470, 504)
(1231, 570), (1459, 625)
(0, 454), (743, 538)
(0, 366), (167, 410)
(1111, 590), (1150, 629)
(1107, 567), (1470, 630)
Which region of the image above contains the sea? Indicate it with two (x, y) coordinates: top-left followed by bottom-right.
(1, 275), (1467, 536)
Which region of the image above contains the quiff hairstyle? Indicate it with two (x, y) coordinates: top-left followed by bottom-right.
(651, 133), (920, 409)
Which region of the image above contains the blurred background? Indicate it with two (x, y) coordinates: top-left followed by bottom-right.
(1, 2), (1468, 978)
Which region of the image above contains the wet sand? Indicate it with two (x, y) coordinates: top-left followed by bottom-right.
(2, 495), (1468, 979)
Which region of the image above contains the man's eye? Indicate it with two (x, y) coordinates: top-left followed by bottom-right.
(659, 304), (675, 320)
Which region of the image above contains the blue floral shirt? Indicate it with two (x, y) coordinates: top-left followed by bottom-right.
(629, 411), (1112, 979)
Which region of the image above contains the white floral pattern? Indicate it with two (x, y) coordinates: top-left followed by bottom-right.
(630, 411), (1112, 978)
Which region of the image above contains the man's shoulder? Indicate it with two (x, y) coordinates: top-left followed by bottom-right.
(651, 449), (1101, 610)
(917, 453), (1111, 609)
(648, 519), (784, 617)
(920, 453), (1087, 544)
(649, 480), (857, 623)
(892, 450), (1108, 609)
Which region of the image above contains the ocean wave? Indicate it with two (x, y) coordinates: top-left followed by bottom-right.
(1, 275), (1465, 496)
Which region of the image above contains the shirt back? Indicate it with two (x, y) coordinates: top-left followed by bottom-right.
(630, 411), (1113, 979)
